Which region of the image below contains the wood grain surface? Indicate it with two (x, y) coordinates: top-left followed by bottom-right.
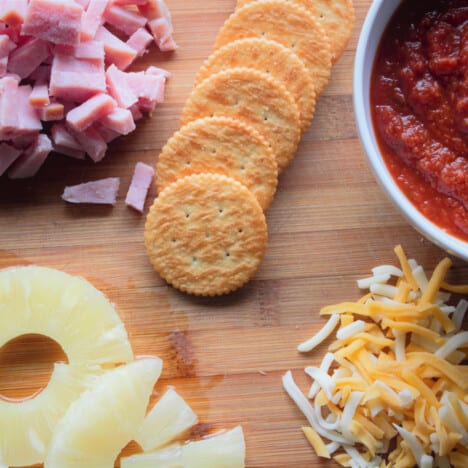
(1, 1), (467, 467)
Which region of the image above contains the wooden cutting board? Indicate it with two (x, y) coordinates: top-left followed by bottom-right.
(0, 1), (467, 466)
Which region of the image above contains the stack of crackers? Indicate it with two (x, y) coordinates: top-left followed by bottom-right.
(145, 0), (355, 296)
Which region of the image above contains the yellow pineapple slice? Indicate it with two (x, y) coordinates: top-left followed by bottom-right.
(0, 266), (133, 466)
(121, 426), (246, 468)
(0, 266), (133, 365)
(45, 357), (163, 467)
(0, 364), (103, 466)
(135, 387), (198, 451)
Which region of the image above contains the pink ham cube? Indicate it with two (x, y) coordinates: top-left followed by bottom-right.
(66, 93), (117, 132)
(67, 125), (107, 162)
(7, 38), (50, 79)
(103, 4), (147, 36)
(8, 133), (52, 179)
(23, 0), (84, 46)
(0, 34), (16, 58)
(29, 82), (50, 107)
(62, 177), (120, 204)
(95, 26), (137, 70)
(80, 0), (109, 41)
(125, 162), (154, 212)
(126, 28), (153, 58)
(106, 64), (138, 108)
(50, 52), (106, 102)
(39, 102), (65, 121)
(100, 107), (135, 135)
(0, 142), (22, 176)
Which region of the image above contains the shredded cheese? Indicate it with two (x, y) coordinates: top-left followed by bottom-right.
(283, 246), (468, 467)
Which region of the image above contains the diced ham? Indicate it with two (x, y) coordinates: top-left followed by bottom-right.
(62, 177), (120, 204)
(0, 0), (28, 26)
(66, 93), (117, 131)
(148, 17), (177, 52)
(139, 0), (176, 51)
(95, 26), (137, 70)
(55, 41), (105, 62)
(100, 107), (135, 135)
(29, 64), (50, 83)
(104, 4), (147, 36)
(0, 75), (20, 137)
(8, 133), (52, 179)
(106, 64), (138, 108)
(50, 52), (106, 102)
(146, 65), (171, 79)
(68, 125), (107, 162)
(93, 122), (121, 143)
(0, 142), (21, 176)
(29, 82), (50, 107)
(125, 162), (154, 212)
(17, 85), (43, 133)
(129, 104), (143, 121)
(39, 102), (65, 121)
(0, 0), (173, 179)
(80, 0), (109, 41)
(23, 0), (84, 46)
(126, 71), (165, 112)
(0, 34), (16, 57)
(52, 123), (82, 150)
(126, 28), (153, 57)
(53, 144), (86, 159)
(7, 38), (50, 79)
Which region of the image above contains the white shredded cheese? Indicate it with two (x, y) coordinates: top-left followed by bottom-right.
(336, 320), (365, 340)
(308, 352), (335, 399)
(452, 299), (468, 331)
(297, 314), (340, 353)
(394, 330), (406, 362)
(398, 389), (413, 408)
(357, 273), (390, 290)
(435, 331), (468, 359)
(393, 424), (426, 468)
(304, 366), (336, 400)
(340, 392), (363, 442)
(372, 265), (403, 277)
(282, 371), (348, 444)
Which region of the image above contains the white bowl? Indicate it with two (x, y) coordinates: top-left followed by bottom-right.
(353, 0), (468, 261)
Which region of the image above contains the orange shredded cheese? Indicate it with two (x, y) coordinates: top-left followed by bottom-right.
(283, 246), (468, 467)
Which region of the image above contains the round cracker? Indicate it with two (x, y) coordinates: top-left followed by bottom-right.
(156, 116), (278, 211)
(195, 38), (316, 132)
(144, 173), (268, 296)
(181, 67), (301, 173)
(215, 0), (332, 95)
(235, 0), (355, 63)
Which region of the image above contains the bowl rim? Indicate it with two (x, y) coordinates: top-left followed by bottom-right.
(353, 0), (468, 261)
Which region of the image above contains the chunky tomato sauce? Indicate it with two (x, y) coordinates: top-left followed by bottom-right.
(372, 0), (468, 242)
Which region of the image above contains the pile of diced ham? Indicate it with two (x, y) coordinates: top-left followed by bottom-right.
(0, 0), (175, 185)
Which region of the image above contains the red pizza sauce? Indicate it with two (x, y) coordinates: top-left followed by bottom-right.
(371, 0), (468, 241)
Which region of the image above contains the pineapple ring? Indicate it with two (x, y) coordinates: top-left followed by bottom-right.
(0, 266), (134, 467)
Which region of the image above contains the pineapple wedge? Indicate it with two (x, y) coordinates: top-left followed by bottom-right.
(45, 357), (163, 468)
(0, 266), (133, 365)
(0, 363), (103, 467)
(121, 426), (246, 468)
(135, 387), (198, 451)
(0, 266), (133, 466)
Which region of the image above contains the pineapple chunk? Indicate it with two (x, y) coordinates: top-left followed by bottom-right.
(0, 266), (134, 466)
(0, 266), (133, 365)
(45, 357), (163, 467)
(121, 426), (246, 468)
(136, 387), (198, 451)
(0, 364), (103, 466)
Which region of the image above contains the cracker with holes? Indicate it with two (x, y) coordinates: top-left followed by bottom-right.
(215, 0), (332, 95)
(195, 38), (316, 132)
(144, 173), (268, 296)
(156, 116), (278, 210)
(235, 0), (355, 63)
(181, 68), (300, 173)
